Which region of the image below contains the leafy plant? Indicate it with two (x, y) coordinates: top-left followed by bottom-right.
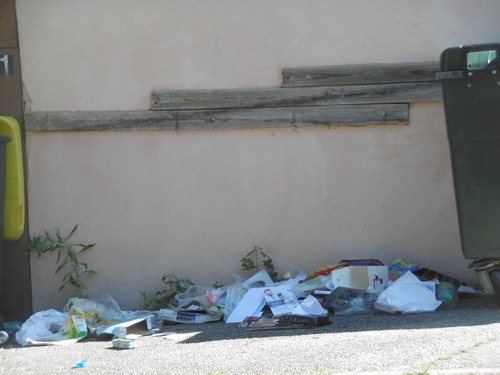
(241, 246), (278, 281)
(212, 281), (224, 289)
(28, 225), (96, 298)
(140, 274), (194, 310)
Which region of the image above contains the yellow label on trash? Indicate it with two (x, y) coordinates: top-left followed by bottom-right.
(56, 315), (88, 340)
(26, 315), (88, 346)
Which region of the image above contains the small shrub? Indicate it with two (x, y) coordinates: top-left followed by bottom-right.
(241, 246), (278, 281)
(28, 225), (96, 298)
(140, 274), (194, 310)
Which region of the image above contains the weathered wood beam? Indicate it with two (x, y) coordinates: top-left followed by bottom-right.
(282, 61), (440, 87)
(25, 104), (408, 132)
(151, 81), (441, 111)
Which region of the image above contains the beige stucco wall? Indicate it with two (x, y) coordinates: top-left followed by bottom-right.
(16, 0), (500, 311)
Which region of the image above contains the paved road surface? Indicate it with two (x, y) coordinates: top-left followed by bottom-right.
(1, 296), (499, 374)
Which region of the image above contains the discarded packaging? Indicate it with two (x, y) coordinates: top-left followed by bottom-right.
(330, 265), (388, 293)
(112, 338), (137, 349)
(325, 287), (381, 315)
(388, 258), (420, 281)
(225, 287), (270, 323)
(292, 274), (332, 299)
(75, 360), (89, 368)
(64, 294), (124, 329)
(95, 314), (154, 339)
(13, 257), (473, 345)
(227, 285), (327, 323)
(375, 271), (441, 314)
(175, 285), (216, 309)
(16, 309), (67, 346)
(25, 314), (87, 346)
(291, 295), (327, 316)
(160, 308), (223, 324)
(307, 264), (347, 278)
(240, 314), (331, 331)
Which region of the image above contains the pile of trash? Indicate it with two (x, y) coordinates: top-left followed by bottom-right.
(12, 294), (161, 347)
(2, 257), (479, 346)
(162, 257), (472, 329)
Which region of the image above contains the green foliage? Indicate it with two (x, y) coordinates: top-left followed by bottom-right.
(212, 281), (224, 289)
(141, 274), (194, 310)
(241, 246), (278, 281)
(28, 225), (96, 298)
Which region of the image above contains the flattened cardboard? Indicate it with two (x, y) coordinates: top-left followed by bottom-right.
(161, 309), (223, 324)
(96, 314), (154, 338)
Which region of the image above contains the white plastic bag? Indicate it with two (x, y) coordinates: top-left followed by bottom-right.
(15, 309), (66, 346)
(374, 271), (441, 314)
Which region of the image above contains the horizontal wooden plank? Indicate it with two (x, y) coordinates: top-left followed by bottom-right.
(25, 104), (408, 132)
(282, 61), (440, 87)
(151, 81), (441, 111)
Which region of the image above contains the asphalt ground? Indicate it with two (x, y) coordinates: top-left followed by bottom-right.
(1, 296), (500, 375)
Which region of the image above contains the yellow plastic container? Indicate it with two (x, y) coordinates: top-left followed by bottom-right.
(0, 116), (25, 241)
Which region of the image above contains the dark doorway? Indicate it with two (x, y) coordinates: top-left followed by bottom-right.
(0, 0), (32, 321)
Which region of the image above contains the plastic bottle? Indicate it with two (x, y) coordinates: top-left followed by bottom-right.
(436, 281), (457, 309)
(0, 330), (9, 345)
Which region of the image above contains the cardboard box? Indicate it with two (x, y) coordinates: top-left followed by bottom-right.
(330, 266), (388, 293)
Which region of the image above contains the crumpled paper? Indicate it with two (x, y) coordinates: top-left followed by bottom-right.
(291, 295), (327, 316)
(374, 271), (441, 314)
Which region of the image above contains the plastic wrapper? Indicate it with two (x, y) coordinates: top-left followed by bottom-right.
(281, 271), (307, 287)
(175, 285), (215, 309)
(221, 274), (256, 321)
(64, 293), (124, 329)
(205, 273), (271, 321)
(307, 264), (347, 278)
(388, 257), (420, 280)
(15, 309), (68, 346)
(26, 315), (87, 345)
(292, 274), (331, 299)
(206, 287), (228, 306)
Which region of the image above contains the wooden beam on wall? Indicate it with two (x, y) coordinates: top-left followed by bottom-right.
(26, 61), (441, 132)
(151, 81), (441, 111)
(25, 104), (408, 132)
(282, 61), (440, 87)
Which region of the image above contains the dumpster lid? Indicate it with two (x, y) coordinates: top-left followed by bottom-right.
(436, 42), (499, 80)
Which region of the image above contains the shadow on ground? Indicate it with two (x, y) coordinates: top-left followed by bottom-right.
(163, 296), (500, 344)
(2, 296), (499, 349)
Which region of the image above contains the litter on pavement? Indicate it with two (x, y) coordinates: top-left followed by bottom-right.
(5, 257), (487, 346)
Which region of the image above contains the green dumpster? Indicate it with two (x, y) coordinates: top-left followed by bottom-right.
(0, 135), (11, 295)
(437, 43), (500, 261)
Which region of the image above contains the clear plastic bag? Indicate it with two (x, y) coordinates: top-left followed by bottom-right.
(175, 285), (215, 309)
(221, 277), (248, 321)
(64, 293), (124, 328)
